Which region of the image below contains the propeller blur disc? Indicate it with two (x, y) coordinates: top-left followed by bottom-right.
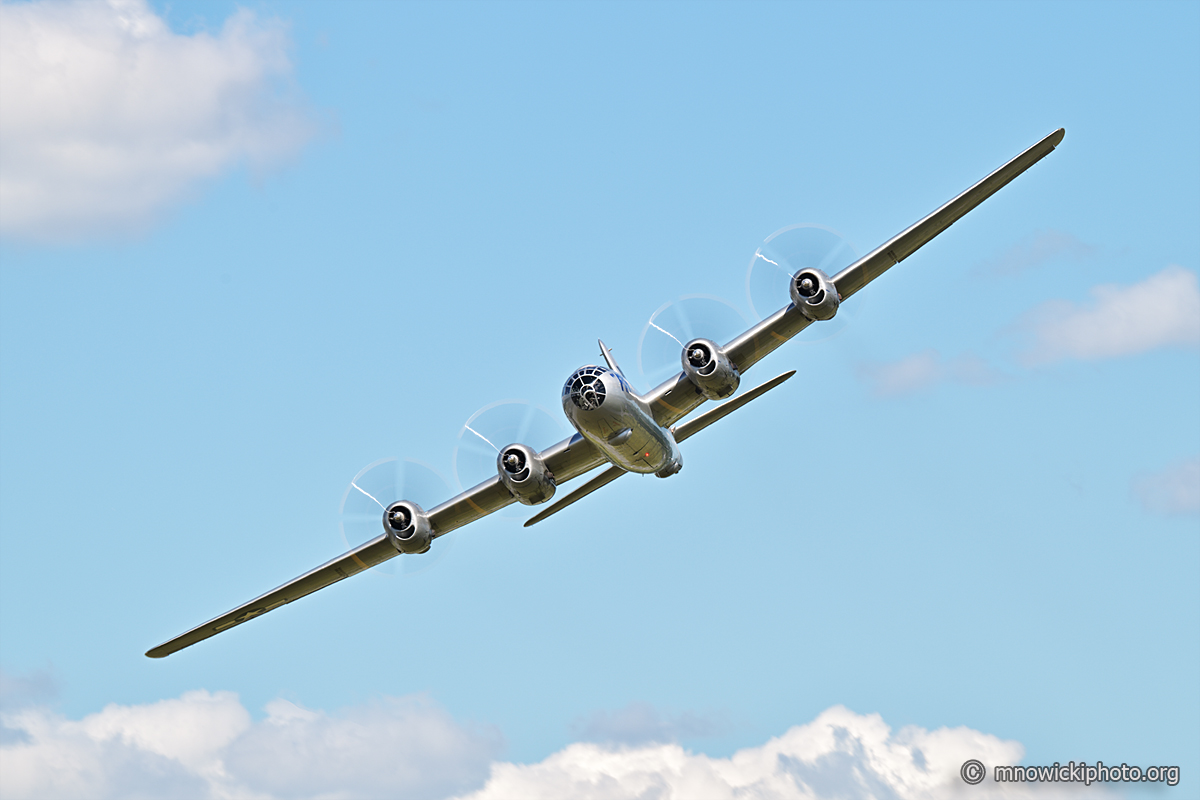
(338, 457), (454, 576)
(635, 294), (748, 385)
(746, 224), (863, 340)
(451, 400), (568, 517)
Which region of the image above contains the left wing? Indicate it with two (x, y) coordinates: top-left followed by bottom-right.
(644, 128), (1065, 427)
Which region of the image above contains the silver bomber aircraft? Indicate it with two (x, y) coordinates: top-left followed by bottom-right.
(147, 128), (1065, 658)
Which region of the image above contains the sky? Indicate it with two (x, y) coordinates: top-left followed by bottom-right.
(0, 1), (1197, 798)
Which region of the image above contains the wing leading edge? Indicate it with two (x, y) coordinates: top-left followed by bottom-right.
(643, 128), (1065, 426)
(147, 434), (608, 658)
(145, 535), (395, 658)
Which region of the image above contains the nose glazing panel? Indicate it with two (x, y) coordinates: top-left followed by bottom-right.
(563, 366), (608, 410)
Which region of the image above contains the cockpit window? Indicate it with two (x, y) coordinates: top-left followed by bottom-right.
(563, 366), (607, 410)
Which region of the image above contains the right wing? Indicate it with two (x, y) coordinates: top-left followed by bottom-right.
(147, 435), (607, 658)
(145, 535), (398, 658)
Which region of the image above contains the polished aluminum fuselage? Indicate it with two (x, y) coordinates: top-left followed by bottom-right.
(561, 367), (681, 475)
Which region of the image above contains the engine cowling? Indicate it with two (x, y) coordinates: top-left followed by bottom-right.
(497, 443), (557, 505)
(681, 338), (740, 400)
(790, 267), (841, 321)
(383, 500), (432, 554)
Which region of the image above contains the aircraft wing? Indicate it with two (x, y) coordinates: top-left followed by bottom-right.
(833, 128), (1065, 303)
(644, 128), (1065, 427)
(145, 535), (397, 658)
(426, 433), (608, 537)
(146, 436), (607, 658)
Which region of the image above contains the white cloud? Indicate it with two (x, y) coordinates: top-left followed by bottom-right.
(571, 701), (728, 746)
(0, 0), (317, 243)
(458, 706), (1107, 800)
(977, 230), (1096, 276)
(1134, 457), (1200, 516)
(0, 667), (59, 709)
(1019, 266), (1200, 363)
(1, 689), (1124, 800)
(1, 690), (245, 800)
(858, 349), (999, 397)
(0, 690), (502, 800)
(224, 696), (502, 800)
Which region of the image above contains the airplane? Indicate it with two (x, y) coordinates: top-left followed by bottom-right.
(146, 128), (1065, 658)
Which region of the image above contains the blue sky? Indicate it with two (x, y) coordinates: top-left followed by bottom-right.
(1, 1), (1197, 798)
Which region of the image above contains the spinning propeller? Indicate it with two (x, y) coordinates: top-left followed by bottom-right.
(636, 224), (861, 384)
(745, 224), (863, 338)
(451, 400), (568, 517)
(338, 457), (454, 575)
(636, 295), (748, 385)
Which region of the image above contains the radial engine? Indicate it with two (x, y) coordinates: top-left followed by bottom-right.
(497, 443), (557, 505)
(681, 338), (740, 400)
(790, 268), (841, 321)
(383, 501), (432, 554)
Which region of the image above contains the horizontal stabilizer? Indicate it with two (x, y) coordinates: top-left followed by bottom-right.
(672, 370), (795, 443)
(523, 465), (626, 527)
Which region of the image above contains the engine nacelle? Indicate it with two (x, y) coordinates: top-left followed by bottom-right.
(383, 501), (432, 554)
(497, 443), (557, 505)
(790, 267), (841, 321)
(681, 338), (740, 400)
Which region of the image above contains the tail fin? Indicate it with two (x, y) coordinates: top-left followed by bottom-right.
(598, 339), (628, 380)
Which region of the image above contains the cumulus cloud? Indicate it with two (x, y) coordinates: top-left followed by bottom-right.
(0, 667), (59, 709)
(1, 690), (246, 800)
(2, 688), (1124, 800)
(0, 668), (60, 746)
(459, 705), (1104, 800)
(1133, 457), (1200, 516)
(976, 230), (1096, 276)
(0, 689), (502, 800)
(0, 0), (317, 242)
(571, 701), (728, 746)
(1019, 266), (1200, 364)
(858, 349), (999, 397)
